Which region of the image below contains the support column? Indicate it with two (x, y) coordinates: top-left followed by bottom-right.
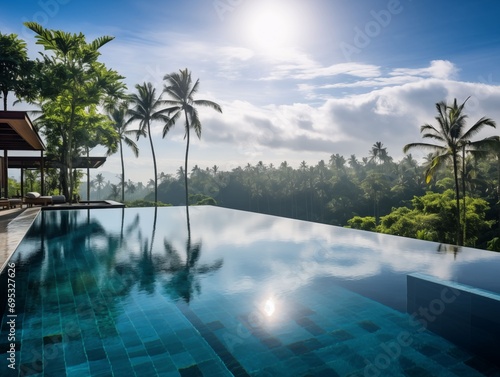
(20, 166), (24, 197)
(3, 150), (8, 198)
(41, 150), (45, 196)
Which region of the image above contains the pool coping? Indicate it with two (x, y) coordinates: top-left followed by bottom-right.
(40, 200), (125, 210)
(0, 207), (41, 274)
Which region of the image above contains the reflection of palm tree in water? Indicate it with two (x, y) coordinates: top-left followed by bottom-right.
(163, 206), (223, 303)
(136, 206), (162, 294)
(437, 243), (461, 260)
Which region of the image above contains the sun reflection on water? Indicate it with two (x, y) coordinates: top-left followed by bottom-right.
(264, 298), (275, 317)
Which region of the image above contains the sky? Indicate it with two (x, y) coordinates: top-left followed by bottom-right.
(3, 0), (500, 183)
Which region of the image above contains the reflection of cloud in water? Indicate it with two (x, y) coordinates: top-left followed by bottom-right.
(11, 206), (500, 302)
(186, 207), (500, 296)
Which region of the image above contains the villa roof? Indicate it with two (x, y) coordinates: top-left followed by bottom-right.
(0, 111), (45, 151)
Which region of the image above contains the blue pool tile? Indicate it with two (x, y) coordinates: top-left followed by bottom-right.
(179, 364), (203, 377)
(87, 358), (111, 371)
(171, 351), (196, 369)
(86, 347), (107, 361)
(19, 362), (44, 376)
(330, 329), (355, 342)
(64, 341), (87, 366)
(132, 360), (158, 376)
(197, 359), (233, 376)
(151, 354), (177, 373)
(66, 363), (91, 377)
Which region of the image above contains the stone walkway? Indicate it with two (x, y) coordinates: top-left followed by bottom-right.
(0, 207), (40, 272)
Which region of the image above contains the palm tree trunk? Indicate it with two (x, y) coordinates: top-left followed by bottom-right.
(184, 111), (190, 207)
(462, 145), (467, 245)
(120, 138), (125, 202)
(147, 121), (158, 204)
(87, 148), (90, 201)
(452, 152), (462, 245)
(2, 90), (7, 111)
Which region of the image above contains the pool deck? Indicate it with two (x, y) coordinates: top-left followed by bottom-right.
(0, 207), (40, 273)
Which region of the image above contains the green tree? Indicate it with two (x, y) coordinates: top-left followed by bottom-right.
(25, 22), (125, 201)
(128, 82), (169, 204)
(24, 169), (40, 192)
(403, 98), (495, 245)
(162, 68), (222, 206)
(377, 190), (493, 247)
(346, 216), (376, 231)
(0, 32), (37, 110)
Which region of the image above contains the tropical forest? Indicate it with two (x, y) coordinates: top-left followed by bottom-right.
(2, 24), (500, 251)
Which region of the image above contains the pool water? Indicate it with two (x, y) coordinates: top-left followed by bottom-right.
(1, 206), (500, 376)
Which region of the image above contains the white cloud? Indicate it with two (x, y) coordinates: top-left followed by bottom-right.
(391, 60), (459, 80)
(113, 71), (500, 183)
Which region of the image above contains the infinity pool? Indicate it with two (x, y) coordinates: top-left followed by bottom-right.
(1, 206), (499, 376)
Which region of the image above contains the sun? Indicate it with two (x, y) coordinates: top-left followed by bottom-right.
(240, 1), (300, 53)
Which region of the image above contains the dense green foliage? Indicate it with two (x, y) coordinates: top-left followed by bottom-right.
(0, 32), (38, 110)
(376, 190), (493, 247)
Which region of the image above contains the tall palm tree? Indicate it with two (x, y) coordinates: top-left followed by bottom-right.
(162, 69), (222, 206)
(369, 142), (389, 165)
(92, 173), (105, 200)
(128, 82), (169, 204)
(107, 101), (139, 202)
(403, 97), (496, 245)
(329, 153), (346, 175)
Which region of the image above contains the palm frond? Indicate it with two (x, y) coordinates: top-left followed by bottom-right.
(90, 36), (114, 51)
(193, 99), (223, 113)
(460, 117), (496, 141)
(403, 142), (445, 154)
(162, 111), (182, 138)
(124, 136), (139, 157)
(424, 153), (450, 183)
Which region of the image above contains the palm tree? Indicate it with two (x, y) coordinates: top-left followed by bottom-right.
(128, 82), (169, 204)
(92, 173), (105, 199)
(107, 101), (139, 202)
(369, 142), (389, 165)
(403, 97), (496, 245)
(162, 69), (222, 206)
(329, 153), (346, 175)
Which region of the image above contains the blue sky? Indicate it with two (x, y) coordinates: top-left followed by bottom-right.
(3, 0), (500, 183)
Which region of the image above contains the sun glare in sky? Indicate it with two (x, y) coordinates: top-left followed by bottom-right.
(239, 1), (303, 54)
